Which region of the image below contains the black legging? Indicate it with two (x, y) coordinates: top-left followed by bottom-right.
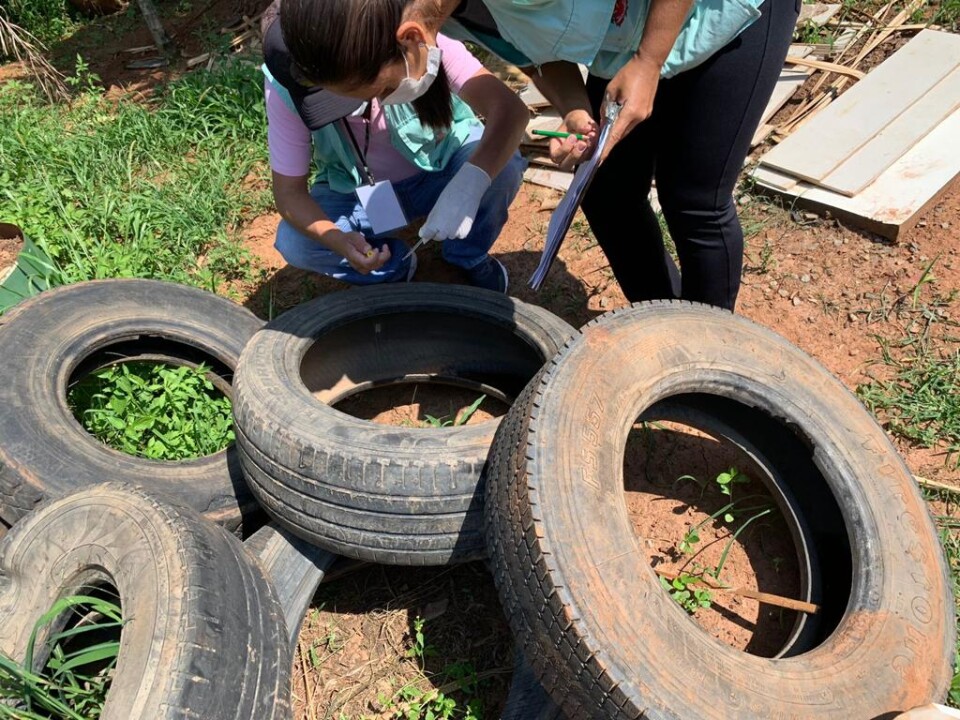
(583, 0), (799, 310)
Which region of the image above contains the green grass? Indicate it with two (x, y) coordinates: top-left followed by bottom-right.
(1, 0), (81, 46)
(858, 347), (960, 468)
(0, 594), (122, 719)
(0, 58), (271, 293)
(69, 361), (235, 460)
(371, 617), (484, 720)
(933, 0), (960, 31)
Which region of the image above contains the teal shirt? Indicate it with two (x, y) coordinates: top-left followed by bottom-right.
(446, 0), (763, 79)
(263, 66), (484, 193)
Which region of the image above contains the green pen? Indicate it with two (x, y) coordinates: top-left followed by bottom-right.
(531, 129), (586, 141)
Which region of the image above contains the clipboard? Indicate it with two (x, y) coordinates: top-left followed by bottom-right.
(529, 102), (622, 291)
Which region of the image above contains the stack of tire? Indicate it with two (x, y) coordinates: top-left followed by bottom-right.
(0, 278), (954, 719)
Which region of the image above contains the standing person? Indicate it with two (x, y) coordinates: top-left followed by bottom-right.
(289, 0), (797, 309)
(263, 0), (529, 292)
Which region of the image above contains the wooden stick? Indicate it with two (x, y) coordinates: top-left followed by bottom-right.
(229, 28), (256, 48)
(134, 0), (175, 55)
(297, 640), (318, 720)
(656, 570), (820, 615)
(185, 52), (210, 68)
(121, 44), (156, 53)
(915, 475), (960, 495)
(784, 56), (866, 79)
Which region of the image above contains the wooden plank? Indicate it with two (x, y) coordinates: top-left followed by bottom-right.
(523, 167), (573, 192)
(760, 30), (960, 185)
(784, 56), (865, 79)
(818, 67), (960, 195)
(751, 166), (801, 192)
(753, 110), (960, 240)
(752, 68), (811, 146)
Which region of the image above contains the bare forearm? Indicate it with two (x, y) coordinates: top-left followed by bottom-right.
(527, 61), (593, 118)
(637, 0), (695, 66)
(458, 73), (529, 178)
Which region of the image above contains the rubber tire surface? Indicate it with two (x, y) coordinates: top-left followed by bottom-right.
(0, 279), (263, 531)
(246, 522), (337, 648)
(485, 301), (954, 720)
(234, 284), (576, 565)
(0, 483), (291, 720)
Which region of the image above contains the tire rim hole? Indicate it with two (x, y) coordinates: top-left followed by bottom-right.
(68, 358), (235, 461)
(331, 377), (511, 427)
(20, 579), (123, 714)
(626, 395), (852, 658)
(299, 311), (548, 413)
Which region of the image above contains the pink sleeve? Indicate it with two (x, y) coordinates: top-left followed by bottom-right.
(265, 78), (313, 178)
(437, 34), (484, 95)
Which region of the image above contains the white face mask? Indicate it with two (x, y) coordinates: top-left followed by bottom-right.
(381, 43), (442, 105)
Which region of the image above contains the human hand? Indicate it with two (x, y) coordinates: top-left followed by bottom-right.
(601, 50), (661, 162)
(549, 109), (599, 171)
(326, 229), (390, 274)
(419, 163), (492, 242)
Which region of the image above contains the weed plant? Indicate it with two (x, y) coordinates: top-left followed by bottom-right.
(0, 58), (270, 292)
(69, 362), (234, 460)
(0, 594), (122, 719)
(372, 617), (483, 720)
(858, 348), (960, 468)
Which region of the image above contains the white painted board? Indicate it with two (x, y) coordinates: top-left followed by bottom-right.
(759, 30), (960, 185)
(752, 109), (960, 240)
(817, 66), (960, 195)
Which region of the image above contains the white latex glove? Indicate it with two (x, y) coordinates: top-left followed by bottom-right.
(419, 162), (492, 242)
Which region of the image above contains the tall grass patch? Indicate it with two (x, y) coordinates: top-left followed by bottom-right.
(0, 60), (271, 292)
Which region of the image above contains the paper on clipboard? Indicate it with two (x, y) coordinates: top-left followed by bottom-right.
(529, 103), (621, 290)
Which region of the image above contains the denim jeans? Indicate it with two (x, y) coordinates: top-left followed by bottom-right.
(275, 142), (526, 285)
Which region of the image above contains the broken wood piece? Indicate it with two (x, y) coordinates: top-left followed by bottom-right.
(523, 166), (573, 192)
(121, 44), (156, 54)
(915, 475), (960, 495)
(229, 28), (256, 48)
(784, 56), (865, 79)
(751, 67), (811, 146)
(186, 52), (211, 68)
(798, 2), (841, 26)
(655, 569), (820, 614)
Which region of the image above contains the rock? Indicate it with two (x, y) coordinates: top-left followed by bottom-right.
(848, 313), (857, 322)
(792, 296), (802, 306)
(778, 289), (790, 298)
(800, 274), (811, 283)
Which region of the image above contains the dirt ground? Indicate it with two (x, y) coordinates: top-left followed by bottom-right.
(5, 5), (960, 716)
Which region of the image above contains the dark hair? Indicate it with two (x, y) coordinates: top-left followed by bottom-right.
(280, 0), (453, 130)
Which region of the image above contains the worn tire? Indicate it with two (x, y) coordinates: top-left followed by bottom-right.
(0, 279), (263, 532)
(234, 283), (576, 565)
(246, 522), (338, 648)
(0, 483), (290, 719)
(486, 301), (954, 719)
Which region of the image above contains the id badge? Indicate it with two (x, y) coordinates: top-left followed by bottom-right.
(355, 181), (408, 235)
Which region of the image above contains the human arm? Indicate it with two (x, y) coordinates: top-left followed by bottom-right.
(457, 68), (528, 180)
(265, 79), (388, 272)
(526, 61), (600, 171)
(272, 172), (390, 273)
(418, 37), (528, 242)
(601, 0), (694, 160)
